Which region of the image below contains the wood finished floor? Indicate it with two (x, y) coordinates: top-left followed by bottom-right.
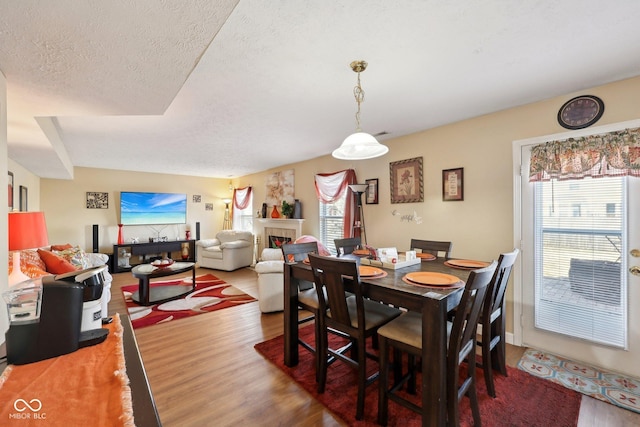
(109, 267), (640, 426)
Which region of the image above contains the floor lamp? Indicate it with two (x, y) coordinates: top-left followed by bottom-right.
(348, 184), (368, 246)
(8, 212), (49, 288)
(222, 198), (232, 230)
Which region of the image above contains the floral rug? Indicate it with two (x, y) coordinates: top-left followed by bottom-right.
(121, 273), (257, 329)
(518, 348), (640, 414)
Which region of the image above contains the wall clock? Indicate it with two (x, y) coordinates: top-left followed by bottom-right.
(557, 95), (604, 130)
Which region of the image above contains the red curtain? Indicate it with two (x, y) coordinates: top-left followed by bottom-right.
(233, 186), (252, 209)
(314, 169), (357, 238)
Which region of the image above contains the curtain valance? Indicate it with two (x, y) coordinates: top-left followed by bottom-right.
(315, 169), (357, 238)
(529, 127), (640, 182)
(233, 186), (252, 209)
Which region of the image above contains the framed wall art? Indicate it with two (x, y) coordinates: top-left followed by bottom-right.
(8, 171), (14, 210)
(390, 157), (423, 204)
(442, 167), (464, 201)
(86, 191), (109, 209)
(365, 178), (378, 204)
(19, 185), (28, 211)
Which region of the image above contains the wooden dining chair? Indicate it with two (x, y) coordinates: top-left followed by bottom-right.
(409, 239), (453, 259)
(478, 248), (519, 398)
(334, 237), (361, 256)
(281, 242), (322, 370)
(307, 253), (402, 420)
(377, 261), (497, 426)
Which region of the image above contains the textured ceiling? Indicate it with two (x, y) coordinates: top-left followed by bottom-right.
(2, 1), (640, 179)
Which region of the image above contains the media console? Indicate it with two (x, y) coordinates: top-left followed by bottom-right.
(112, 239), (196, 273)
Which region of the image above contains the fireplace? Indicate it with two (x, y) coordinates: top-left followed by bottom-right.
(255, 219), (305, 255)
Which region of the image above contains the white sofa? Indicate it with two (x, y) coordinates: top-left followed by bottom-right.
(255, 248), (285, 313)
(196, 230), (254, 271)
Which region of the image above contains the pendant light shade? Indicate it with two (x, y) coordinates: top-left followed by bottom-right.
(333, 132), (389, 160)
(332, 60), (388, 161)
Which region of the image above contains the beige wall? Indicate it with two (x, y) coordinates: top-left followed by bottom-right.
(41, 167), (234, 253)
(1, 72), (8, 337)
(8, 158), (41, 212)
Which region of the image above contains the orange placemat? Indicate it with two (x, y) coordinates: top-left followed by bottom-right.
(0, 314), (134, 427)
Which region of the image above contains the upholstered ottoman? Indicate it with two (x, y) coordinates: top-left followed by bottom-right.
(255, 248), (284, 313)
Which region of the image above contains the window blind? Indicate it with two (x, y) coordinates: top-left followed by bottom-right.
(533, 176), (627, 348)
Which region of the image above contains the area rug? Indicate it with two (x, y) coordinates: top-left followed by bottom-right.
(254, 325), (581, 426)
(518, 348), (640, 414)
(121, 273), (257, 329)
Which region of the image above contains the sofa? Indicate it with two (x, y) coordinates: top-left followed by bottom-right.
(254, 236), (332, 313)
(196, 230), (254, 271)
(7, 245), (113, 323)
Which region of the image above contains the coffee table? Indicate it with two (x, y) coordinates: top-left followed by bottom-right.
(130, 262), (196, 306)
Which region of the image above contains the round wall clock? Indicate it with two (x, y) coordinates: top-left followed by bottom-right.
(557, 95), (605, 130)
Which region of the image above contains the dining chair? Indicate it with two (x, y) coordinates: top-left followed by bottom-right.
(377, 261), (497, 426)
(281, 242), (323, 373)
(307, 253), (402, 420)
(409, 239), (453, 259)
(334, 237), (361, 256)
(478, 248), (519, 398)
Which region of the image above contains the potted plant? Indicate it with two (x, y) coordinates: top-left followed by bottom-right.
(281, 200), (294, 218)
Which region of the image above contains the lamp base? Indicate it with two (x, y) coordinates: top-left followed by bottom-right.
(8, 252), (32, 288)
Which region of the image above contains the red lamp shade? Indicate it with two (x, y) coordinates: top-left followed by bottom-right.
(9, 212), (49, 251)
(8, 212), (49, 287)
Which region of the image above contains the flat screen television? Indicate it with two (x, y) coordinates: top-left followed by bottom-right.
(120, 192), (187, 225)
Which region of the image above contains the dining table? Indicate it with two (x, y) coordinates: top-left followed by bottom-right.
(283, 256), (474, 427)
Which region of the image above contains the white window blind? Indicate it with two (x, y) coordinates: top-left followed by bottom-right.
(534, 176), (627, 348)
(319, 195), (346, 256)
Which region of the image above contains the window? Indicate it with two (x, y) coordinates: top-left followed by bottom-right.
(233, 189), (253, 232)
(533, 176), (626, 348)
(319, 193), (346, 255)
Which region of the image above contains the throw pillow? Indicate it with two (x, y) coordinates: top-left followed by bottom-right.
(37, 249), (79, 274)
(51, 243), (73, 251)
(53, 246), (91, 269)
(8, 250), (48, 278)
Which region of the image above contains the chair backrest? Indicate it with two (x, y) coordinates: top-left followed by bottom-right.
(409, 239), (453, 259)
(448, 261), (497, 369)
(334, 237), (361, 256)
(308, 253), (362, 334)
(281, 242), (319, 263)
(484, 249), (519, 320)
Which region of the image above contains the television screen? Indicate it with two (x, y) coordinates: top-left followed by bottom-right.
(120, 192), (187, 225)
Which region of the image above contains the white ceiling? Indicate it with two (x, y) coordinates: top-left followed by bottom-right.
(2, 1), (640, 180)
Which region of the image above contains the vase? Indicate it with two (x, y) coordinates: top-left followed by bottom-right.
(186, 230), (191, 240)
(271, 205), (279, 218)
(117, 224), (124, 245)
(181, 243), (189, 260)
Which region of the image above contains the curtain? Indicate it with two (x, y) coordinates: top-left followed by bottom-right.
(233, 186), (252, 209)
(529, 127), (640, 182)
(315, 169), (357, 238)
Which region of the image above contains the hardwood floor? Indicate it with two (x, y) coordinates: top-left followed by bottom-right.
(109, 267), (640, 426)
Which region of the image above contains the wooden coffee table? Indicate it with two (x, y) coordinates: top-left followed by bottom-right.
(130, 262), (196, 306)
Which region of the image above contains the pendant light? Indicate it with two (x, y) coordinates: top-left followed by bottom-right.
(332, 60), (389, 160)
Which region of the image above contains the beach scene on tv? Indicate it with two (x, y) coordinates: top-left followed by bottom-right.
(120, 192), (187, 225)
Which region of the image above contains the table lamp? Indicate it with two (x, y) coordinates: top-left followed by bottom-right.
(8, 212), (49, 288)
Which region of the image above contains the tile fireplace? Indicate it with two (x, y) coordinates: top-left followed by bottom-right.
(255, 219), (305, 255)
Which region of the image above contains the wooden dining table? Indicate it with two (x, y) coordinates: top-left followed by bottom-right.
(283, 256), (473, 427)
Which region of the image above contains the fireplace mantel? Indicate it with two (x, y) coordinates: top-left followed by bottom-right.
(255, 218), (305, 253)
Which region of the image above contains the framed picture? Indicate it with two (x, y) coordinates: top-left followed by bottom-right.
(442, 167), (464, 201)
(19, 185), (28, 212)
(365, 178), (378, 204)
(390, 157), (424, 204)
(8, 171), (14, 210)
(86, 192), (109, 209)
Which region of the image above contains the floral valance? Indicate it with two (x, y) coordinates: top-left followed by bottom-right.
(529, 127), (640, 182)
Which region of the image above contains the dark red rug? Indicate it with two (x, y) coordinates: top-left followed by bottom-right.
(121, 273), (257, 329)
(255, 325), (581, 426)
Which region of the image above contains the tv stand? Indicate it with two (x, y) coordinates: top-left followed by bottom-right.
(112, 239), (196, 273)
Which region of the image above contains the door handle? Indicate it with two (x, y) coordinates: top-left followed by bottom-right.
(630, 266), (640, 276)
(631, 249), (640, 257)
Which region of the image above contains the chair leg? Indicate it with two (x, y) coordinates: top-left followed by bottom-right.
(316, 322), (328, 394)
(469, 378), (482, 427)
(482, 336), (496, 398)
(313, 319), (321, 383)
(378, 336), (389, 426)
(356, 337), (367, 420)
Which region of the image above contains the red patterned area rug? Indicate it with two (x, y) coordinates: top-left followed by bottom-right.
(121, 273), (256, 329)
(255, 325), (581, 426)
